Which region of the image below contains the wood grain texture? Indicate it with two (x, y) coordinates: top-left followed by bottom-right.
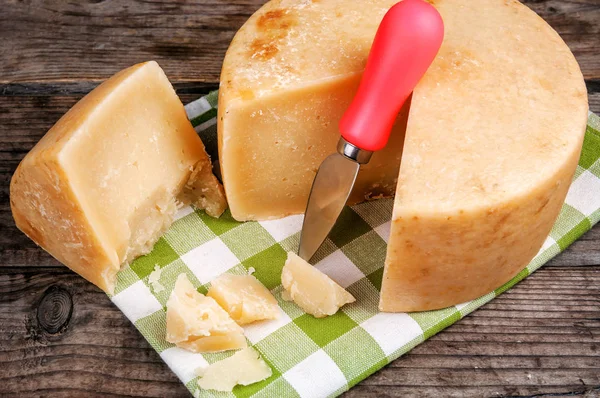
(0, 0), (599, 83)
(0, 0), (264, 84)
(1, 0), (599, 397)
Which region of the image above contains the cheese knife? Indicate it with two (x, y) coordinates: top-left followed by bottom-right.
(298, 0), (444, 261)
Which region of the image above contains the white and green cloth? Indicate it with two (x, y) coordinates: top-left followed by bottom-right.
(110, 91), (600, 398)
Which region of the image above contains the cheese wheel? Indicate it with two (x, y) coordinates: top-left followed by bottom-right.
(218, 0), (588, 311)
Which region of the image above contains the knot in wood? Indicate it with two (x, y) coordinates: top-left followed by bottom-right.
(37, 286), (73, 334)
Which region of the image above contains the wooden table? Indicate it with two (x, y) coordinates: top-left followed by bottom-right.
(1, 1), (599, 396)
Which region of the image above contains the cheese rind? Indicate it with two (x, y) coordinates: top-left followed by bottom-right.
(166, 274), (247, 353)
(379, 0), (587, 312)
(281, 252), (355, 318)
(10, 61), (226, 293)
(219, 0), (588, 311)
(207, 274), (280, 325)
(196, 347), (272, 392)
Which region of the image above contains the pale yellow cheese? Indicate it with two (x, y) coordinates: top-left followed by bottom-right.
(196, 347), (272, 392)
(207, 273), (280, 325)
(218, 0), (407, 221)
(148, 265), (165, 293)
(10, 61), (227, 294)
(282, 252), (355, 318)
(166, 274), (247, 353)
(219, 0), (588, 311)
(380, 0), (587, 311)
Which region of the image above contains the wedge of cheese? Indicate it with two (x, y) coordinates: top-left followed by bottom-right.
(166, 274), (247, 353)
(196, 347), (272, 392)
(207, 273), (280, 325)
(282, 252), (355, 318)
(219, 0), (588, 311)
(10, 61), (226, 294)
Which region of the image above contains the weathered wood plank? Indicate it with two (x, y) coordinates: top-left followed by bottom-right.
(343, 385), (600, 398)
(0, 0), (599, 84)
(0, 0), (264, 84)
(0, 266), (597, 397)
(360, 368), (600, 388)
(0, 81), (220, 96)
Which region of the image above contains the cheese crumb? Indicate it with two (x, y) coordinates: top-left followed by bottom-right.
(195, 347), (272, 392)
(281, 289), (292, 302)
(281, 252), (355, 318)
(148, 265), (164, 293)
(166, 274), (247, 353)
(247, 267), (256, 275)
(207, 274), (279, 325)
(180, 159), (227, 218)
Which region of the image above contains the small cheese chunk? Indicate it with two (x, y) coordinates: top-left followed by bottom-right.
(281, 252), (355, 318)
(166, 274), (246, 353)
(196, 347), (272, 392)
(207, 274), (279, 325)
(10, 61), (227, 293)
(148, 265), (165, 293)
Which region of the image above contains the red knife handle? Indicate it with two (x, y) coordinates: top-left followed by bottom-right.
(339, 0), (444, 152)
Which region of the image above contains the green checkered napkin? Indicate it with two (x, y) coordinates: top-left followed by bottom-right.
(110, 91), (600, 398)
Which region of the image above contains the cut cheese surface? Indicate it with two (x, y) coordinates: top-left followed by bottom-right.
(166, 274), (247, 353)
(10, 61), (226, 294)
(219, 0), (588, 311)
(219, 0), (406, 221)
(281, 252), (355, 318)
(207, 273), (280, 325)
(196, 347), (272, 392)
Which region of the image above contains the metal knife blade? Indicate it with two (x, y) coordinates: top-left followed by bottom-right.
(297, 0), (443, 262)
(298, 152), (360, 262)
